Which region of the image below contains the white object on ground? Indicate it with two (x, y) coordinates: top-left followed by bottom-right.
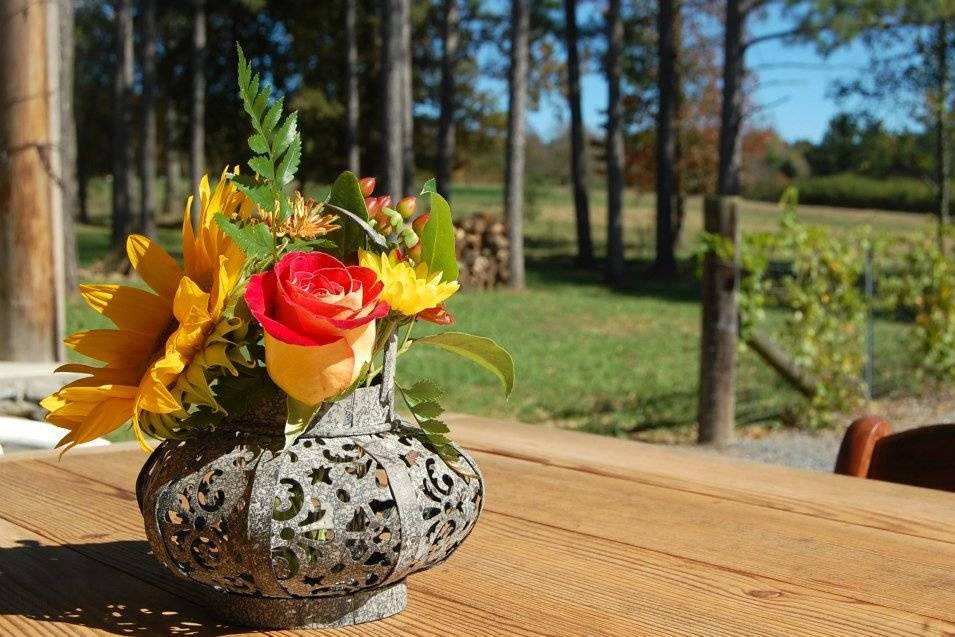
(0, 415), (110, 452)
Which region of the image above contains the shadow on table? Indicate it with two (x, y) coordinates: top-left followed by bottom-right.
(0, 539), (245, 636)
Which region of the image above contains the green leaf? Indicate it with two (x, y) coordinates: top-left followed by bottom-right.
(326, 171), (372, 256)
(420, 192), (459, 281)
(402, 379), (444, 404)
(273, 112), (298, 155)
(284, 396), (320, 450)
(412, 401), (445, 419)
(232, 180), (274, 212)
(325, 204), (389, 252)
(252, 83), (270, 119)
(214, 215), (275, 257)
(420, 177), (437, 195)
(275, 136), (301, 186)
(248, 155), (274, 182)
(262, 96), (284, 134)
(419, 418), (450, 434)
(286, 238), (337, 253)
(248, 133), (268, 154)
(237, 44), (251, 93)
(412, 332), (515, 397)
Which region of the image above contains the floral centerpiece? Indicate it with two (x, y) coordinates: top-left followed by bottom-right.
(41, 47), (513, 629)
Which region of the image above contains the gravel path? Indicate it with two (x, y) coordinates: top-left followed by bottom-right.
(683, 392), (955, 472)
(692, 430), (844, 472)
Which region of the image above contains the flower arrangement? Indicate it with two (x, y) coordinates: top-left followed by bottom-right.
(42, 47), (513, 460)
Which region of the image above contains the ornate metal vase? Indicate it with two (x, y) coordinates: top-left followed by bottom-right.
(136, 351), (484, 629)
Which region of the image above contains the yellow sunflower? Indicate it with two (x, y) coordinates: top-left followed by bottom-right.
(358, 249), (459, 317)
(42, 168), (252, 452)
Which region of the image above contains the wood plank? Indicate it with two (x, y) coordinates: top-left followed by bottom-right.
(10, 452), (955, 635)
(446, 413), (955, 545)
(0, 517), (253, 636)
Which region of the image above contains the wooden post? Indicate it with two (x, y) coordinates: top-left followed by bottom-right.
(697, 195), (739, 445)
(0, 0), (64, 361)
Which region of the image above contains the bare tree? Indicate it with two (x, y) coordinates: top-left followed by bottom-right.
(653, 0), (678, 274)
(140, 0), (158, 237)
(718, 0), (744, 195)
(345, 0), (360, 174)
(605, 0), (625, 285)
(0, 0), (64, 360)
(401, 0), (414, 194)
(564, 0), (594, 267)
(380, 0), (405, 200)
(111, 0), (135, 246)
(190, 0), (206, 226)
(505, 0), (529, 290)
(437, 0), (460, 199)
(162, 102), (180, 216)
(936, 19), (950, 245)
(59, 0), (78, 293)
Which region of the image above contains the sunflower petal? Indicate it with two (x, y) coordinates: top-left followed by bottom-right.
(80, 284), (172, 334)
(127, 234), (183, 301)
(55, 397), (134, 451)
(64, 330), (156, 367)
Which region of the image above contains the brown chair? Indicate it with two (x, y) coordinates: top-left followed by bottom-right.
(835, 416), (955, 492)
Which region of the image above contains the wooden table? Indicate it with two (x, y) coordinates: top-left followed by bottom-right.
(2, 415), (955, 636)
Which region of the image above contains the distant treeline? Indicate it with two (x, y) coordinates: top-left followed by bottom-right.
(746, 173), (946, 213)
(743, 112), (941, 212)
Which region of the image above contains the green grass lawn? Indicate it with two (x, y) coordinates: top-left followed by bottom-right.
(70, 179), (930, 442)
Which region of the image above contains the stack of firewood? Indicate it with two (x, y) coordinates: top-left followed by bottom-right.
(454, 213), (510, 290)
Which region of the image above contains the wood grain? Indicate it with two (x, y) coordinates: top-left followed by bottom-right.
(446, 413), (955, 544)
(3, 448), (954, 635)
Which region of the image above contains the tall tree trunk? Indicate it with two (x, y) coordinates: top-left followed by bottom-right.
(505, 0), (529, 290)
(672, 7), (686, 248)
(162, 102), (179, 216)
(345, 0), (360, 174)
(564, 0), (594, 267)
(718, 0), (744, 196)
(936, 18), (950, 251)
(78, 164), (89, 223)
(605, 0), (625, 285)
(190, 0), (206, 226)
(111, 0), (135, 246)
(0, 0), (63, 360)
(58, 0), (78, 293)
(654, 0), (678, 275)
(380, 0), (404, 201)
(436, 0), (460, 199)
(140, 0), (157, 238)
(401, 0), (414, 194)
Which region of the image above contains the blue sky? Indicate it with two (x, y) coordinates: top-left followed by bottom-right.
(522, 7), (914, 144)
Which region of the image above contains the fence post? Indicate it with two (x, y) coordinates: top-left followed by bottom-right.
(864, 246), (875, 404)
(698, 195), (740, 446)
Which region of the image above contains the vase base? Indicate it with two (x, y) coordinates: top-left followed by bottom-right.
(202, 582), (408, 629)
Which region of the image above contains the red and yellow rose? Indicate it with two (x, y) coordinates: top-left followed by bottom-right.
(245, 252), (389, 405)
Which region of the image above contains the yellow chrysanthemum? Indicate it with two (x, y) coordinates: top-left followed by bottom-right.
(42, 168), (252, 452)
(358, 249), (459, 317)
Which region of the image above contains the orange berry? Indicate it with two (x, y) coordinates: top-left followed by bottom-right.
(359, 177), (376, 197)
(396, 195), (417, 219)
(412, 213), (430, 234)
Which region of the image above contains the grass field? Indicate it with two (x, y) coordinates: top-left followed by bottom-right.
(71, 178), (931, 441)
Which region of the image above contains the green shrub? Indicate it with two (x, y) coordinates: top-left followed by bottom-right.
(745, 173), (945, 213)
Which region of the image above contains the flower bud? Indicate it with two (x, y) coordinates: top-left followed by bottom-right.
(400, 226), (417, 247)
(384, 207), (403, 229)
(412, 213), (430, 234)
(408, 237), (422, 261)
(366, 196), (384, 218)
(396, 195), (417, 219)
(359, 177), (376, 198)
